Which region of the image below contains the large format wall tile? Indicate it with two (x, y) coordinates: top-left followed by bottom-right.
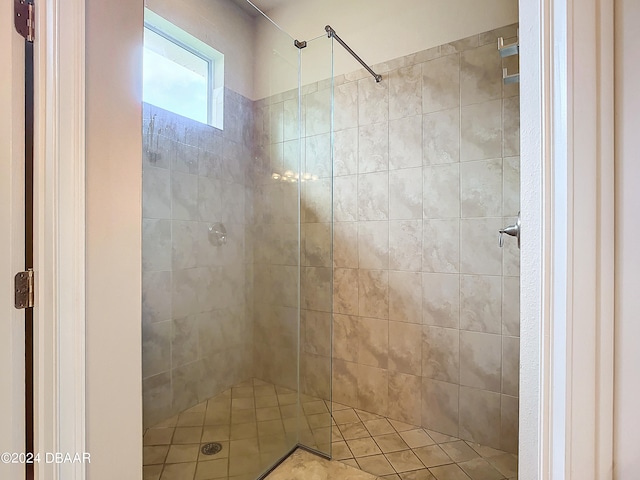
(142, 321), (171, 378)
(143, 165), (171, 219)
(358, 364), (389, 416)
(503, 156), (520, 216)
(197, 176), (222, 223)
(143, 25), (522, 451)
(172, 220), (199, 270)
(389, 372), (422, 425)
(423, 164), (460, 219)
(305, 222), (332, 267)
(306, 88), (331, 136)
(143, 101), (252, 427)
(389, 271), (423, 324)
(333, 359), (360, 407)
(423, 108), (460, 165)
(359, 122), (390, 174)
(357, 317), (389, 369)
(303, 178), (332, 223)
(460, 274), (502, 334)
(390, 168), (423, 220)
(422, 219), (460, 273)
(334, 81), (359, 131)
(171, 171), (199, 221)
(501, 394), (519, 453)
(334, 175), (358, 222)
(358, 77), (389, 126)
(142, 219), (172, 272)
(304, 310), (331, 357)
(460, 159), (503, 218)
(334, 222), (359, 268)
(172, 360), (200, 413)
(142, 372), (172, 427)
(389, 321), (423, 375)
(142, 270), (172, 325)
(389, 115), (423, 170)
(422, 326), (459, 383)
(389, 220), (423, 272)
(422, 54), (460, 114)
(334, 128), (358, 176)
(306, 133), (332, 179)
(502, 225), (520, 276)
(460, 43), (502, 106)
(503, 96), (520, 157)
(459, 331), (502, 392)
(502, 336), (520, 397)
(389, 64), (423, 120)
(502, 276), (520, 336)
(460, 100), (502, 162)
(422, 378), (459, 437)
(358, 172), (389, 221)
(325, 25), (520, 451)
(458, 386), (501, 449)
(333, 314), (359, 363)
(460, 218), (503, 275)
(422, 273), (460, 328)
(358, 221), (390, 270)
(358, 270), (390, 320)
(334, 268), (359, 315)
(172, 315), (199, 368)
(303, 267), (332, 312)
(173, 143), (199, 175)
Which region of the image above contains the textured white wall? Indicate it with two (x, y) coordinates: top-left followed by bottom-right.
(85, 0), (143, 477)
(254, 0), (518, 98)
(145, 0), (256, 99)
(614, 0), (640, 476)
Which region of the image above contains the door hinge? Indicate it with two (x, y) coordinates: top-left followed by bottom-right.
(15, 0), (35, 43)
(15, 269), (35, 309)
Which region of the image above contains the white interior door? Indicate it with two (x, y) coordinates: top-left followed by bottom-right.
(0, 2), (27, 479)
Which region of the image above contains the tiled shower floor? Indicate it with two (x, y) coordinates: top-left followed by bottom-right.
(143, 379), (518, 480)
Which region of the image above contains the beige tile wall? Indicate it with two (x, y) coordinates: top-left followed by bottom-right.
(250, 23), (520, 454)
(329, 24), (520, 453)
(141, 92), (254, 428)
(249, 87), (303, 393)
(143, 22), (520, 451)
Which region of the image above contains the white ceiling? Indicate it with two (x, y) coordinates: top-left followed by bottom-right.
(229, 0), (297, 17)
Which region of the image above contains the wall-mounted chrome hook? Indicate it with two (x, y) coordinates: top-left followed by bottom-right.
(209, 222), (227, 246)
(499, 212), (521, 249)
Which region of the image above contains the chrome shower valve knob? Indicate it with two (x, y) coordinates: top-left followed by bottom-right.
(499, 212), (521, 249)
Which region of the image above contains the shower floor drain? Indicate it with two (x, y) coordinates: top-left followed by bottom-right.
(201, 442), (223, 456)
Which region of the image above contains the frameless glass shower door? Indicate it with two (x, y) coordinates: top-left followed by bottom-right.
(141, 1), (334, 478)
(297, 33), (334, 458)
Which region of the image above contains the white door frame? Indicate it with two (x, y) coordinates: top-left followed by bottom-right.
(32, 0), (87, 479)
(30, 0), (616, 479)
(0, 3), (27, 479)
(519, 0), (615, 478)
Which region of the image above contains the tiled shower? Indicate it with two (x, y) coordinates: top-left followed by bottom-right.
(141, 1), (520, 478)
(142, 90), (255, 427)
(327, 27), (521, 453)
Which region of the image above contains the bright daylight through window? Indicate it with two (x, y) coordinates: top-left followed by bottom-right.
(143, 10), (224, 128)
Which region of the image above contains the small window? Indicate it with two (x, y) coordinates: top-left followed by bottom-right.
(143, 9), (224, 128)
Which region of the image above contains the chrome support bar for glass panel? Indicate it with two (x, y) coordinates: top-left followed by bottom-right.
(325, 25), (382, 82)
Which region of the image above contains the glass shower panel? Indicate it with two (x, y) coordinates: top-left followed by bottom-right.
(249, 6), (302, 473)
(141, 1), (302, 477)
(298, 33), (334, 457)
